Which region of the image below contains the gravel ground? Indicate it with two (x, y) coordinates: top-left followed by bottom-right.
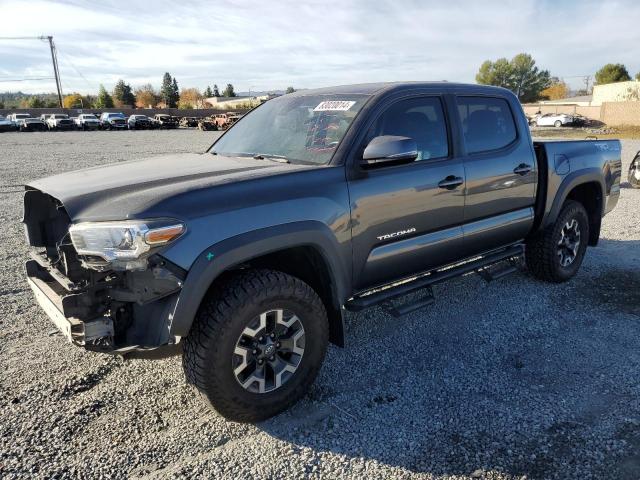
(0, 130), (639, 480)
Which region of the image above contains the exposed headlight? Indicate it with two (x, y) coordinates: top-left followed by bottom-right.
(69, 220), (185, 270)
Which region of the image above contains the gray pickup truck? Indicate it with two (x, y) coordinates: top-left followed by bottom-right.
(23, 82), (621, 422)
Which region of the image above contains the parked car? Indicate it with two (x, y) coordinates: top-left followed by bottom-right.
(179, 116), (200, 128)
(629, 150), (640, 189)
(7, 113), (31, 126)
(571, 114), (590, 127)
(100, 112), (127, 130)
(197, 117), (218, 131)
(530, 113), (574, 127)
(9, 113), (47, 132)
(153, 114), (179, 128)
(46, 114), (75, 131)
(0, 115), (17, 132)
(213, 113), (242, 129)
(23, 82), (621, 422)
(75, 114), (101, 130)
(127, 115), (152, 130)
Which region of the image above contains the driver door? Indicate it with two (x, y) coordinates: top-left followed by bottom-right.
(348, 95), (466, 291)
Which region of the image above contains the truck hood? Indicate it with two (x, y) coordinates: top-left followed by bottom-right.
(27, 153), (313, 222)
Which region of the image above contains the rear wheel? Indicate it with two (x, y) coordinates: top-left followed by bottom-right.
(526, 200), (589, 282)
(628, 155), (640, 189)
(183, 269), (329, 422)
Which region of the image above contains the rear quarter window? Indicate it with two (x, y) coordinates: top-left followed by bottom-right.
(456, 96), (517, 154)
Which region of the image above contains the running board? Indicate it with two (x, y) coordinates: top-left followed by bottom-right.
(345, 244), (524, 313)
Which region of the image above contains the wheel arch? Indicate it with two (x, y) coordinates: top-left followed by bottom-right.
(544, 172), (604, 246)
(168, 222), (351, 347)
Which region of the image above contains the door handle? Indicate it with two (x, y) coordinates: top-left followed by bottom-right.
(513, 163), (532, 175)
(438, 175), (464, 189)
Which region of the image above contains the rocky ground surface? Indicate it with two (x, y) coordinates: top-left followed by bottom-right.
(0, 130), (639, 479)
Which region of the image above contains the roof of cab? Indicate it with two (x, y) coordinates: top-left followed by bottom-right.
(288, 81), (513, 97)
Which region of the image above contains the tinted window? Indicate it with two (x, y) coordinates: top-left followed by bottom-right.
(367, 97), (448, 161)
(456, 96), (516, 153)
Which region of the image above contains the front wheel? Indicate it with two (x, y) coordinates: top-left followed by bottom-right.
(628, 155), (640, 189)
(525, 200), (589, 282)
(183, 269), (329, 422)
(554, 120), (562, 127)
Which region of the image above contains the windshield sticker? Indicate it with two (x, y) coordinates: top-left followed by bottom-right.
(313, 101), (356, 112)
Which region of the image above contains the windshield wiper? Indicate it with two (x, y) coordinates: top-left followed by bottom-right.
(253, 154), (290, 163)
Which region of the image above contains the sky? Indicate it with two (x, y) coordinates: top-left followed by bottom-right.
(1, 0), (639, 95)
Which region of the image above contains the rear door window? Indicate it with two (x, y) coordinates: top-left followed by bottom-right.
(456, 96), (517, 154)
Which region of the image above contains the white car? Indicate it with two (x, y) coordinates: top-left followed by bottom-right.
(530, 113), (574, 128)
(46, 113), (75, 130)
(75, 113), (101, 130)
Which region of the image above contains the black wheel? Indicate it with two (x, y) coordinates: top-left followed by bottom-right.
(525, 200), (589, 282)
(628, 155), (640, 189)
(183, 269), (329, 422)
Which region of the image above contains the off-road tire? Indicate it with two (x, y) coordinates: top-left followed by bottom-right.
(525, 200), (589, 282)
(183, 269), (329, 422)
(628, 156), (640, 189)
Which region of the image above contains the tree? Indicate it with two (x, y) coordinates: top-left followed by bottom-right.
(203, 85), (213, 98)
(94, 84), (114, 108)
(476, 53), (551, 102)
(595, 63), (631, 85)
(25, 96), (45, 108)
(112, 79), (135, 107)
(63, 93), (86, 108)
(635, 72), (640, 81)
(160, 72), (178, 108)
(172, 78), (179, 104)
(179, 88), (203, 109)
(223, 83), (236, 97)
(285, 86), (295, 94)
(0, 101), (4, 109)
(540, 79), (569, 100)
(213, 84), (220, 97)
(134, 84), (159, 108)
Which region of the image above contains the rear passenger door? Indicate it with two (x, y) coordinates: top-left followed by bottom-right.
(348, 95), (466, 291)
(455, 95), (537, 257)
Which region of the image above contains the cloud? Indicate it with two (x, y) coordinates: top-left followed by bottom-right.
(0, 0), (639, 94)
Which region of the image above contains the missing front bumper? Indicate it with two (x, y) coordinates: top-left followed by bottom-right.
(27, 273), (115, 349)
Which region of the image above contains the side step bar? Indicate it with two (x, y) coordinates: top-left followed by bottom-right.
(345, 244), (524, 313)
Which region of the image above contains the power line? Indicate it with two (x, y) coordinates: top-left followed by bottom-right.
(0, 35), (63, 107)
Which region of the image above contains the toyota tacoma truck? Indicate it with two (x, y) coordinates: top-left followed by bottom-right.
(23, 82), (621, 422)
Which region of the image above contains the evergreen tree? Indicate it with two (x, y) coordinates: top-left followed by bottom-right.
(171, 78), (180, 107)
(213, 84), (220, 97)
(203, 85), (213, 97)
(223, 83), (236, 97)
(160, 72), (176, 107)
(94, 85), (114, 108)
(112, 79), (135, 107)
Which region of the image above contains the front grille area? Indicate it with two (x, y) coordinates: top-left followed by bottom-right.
(23, 189), (87, 283)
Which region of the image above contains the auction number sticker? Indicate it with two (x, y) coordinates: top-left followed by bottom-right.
(313, 101), (356, 112)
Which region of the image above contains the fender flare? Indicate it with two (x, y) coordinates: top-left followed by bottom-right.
(167, 221), (351, 345)
(542, 168), (605, 229)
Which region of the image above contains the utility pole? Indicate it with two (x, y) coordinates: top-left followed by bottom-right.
(42, 36), (63, 107)
(584, 75), (592, 95)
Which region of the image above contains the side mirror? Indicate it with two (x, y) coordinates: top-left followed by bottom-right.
(361, 135), (418, 167)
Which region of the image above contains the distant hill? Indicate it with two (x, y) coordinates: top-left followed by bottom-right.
(0, 91), (59, 108)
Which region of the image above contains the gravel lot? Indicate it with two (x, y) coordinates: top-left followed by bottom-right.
(1, 130), (639, 480)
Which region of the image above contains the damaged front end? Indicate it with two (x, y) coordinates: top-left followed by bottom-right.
(23, 188), (186, 356)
